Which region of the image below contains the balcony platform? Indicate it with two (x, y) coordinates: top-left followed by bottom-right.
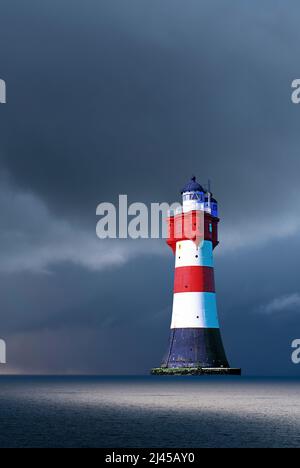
(151, 367), (241, 376)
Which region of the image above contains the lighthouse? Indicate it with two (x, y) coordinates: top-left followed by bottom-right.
(152, 177), (241, 375)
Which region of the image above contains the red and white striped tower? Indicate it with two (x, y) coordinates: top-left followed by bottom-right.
(152, 177), (241, 375)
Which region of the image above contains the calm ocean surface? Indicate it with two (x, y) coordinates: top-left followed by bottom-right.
(0, 376), (299, 448)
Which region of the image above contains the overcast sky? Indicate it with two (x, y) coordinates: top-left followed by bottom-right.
(0, 0), (300, 375)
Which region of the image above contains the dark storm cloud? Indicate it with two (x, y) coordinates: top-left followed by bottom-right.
(1, 0), (300, 218)
(0, 0), (300, 374)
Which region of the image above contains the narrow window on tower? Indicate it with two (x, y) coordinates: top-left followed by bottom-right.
(209, 223), (213, 233)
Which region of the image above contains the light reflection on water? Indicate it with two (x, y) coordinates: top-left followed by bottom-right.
(0, 376), (299, 447)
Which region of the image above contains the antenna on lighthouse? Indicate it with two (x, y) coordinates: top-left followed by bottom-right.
(208, 179), (212, 194)
(207, 179), (212, 211)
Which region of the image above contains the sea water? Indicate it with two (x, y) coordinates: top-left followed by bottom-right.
(0, 376), (299, 448)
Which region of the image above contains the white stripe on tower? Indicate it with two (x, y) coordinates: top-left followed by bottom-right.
(171, 292), (219, 328)
(175, 239), (214, 268)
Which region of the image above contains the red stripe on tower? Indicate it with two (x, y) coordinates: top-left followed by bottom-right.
(174, 266), (215, 293)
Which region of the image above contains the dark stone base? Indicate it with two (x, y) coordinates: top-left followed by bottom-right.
(151, 367), (242, 376)
(161, 328), (230, 369)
